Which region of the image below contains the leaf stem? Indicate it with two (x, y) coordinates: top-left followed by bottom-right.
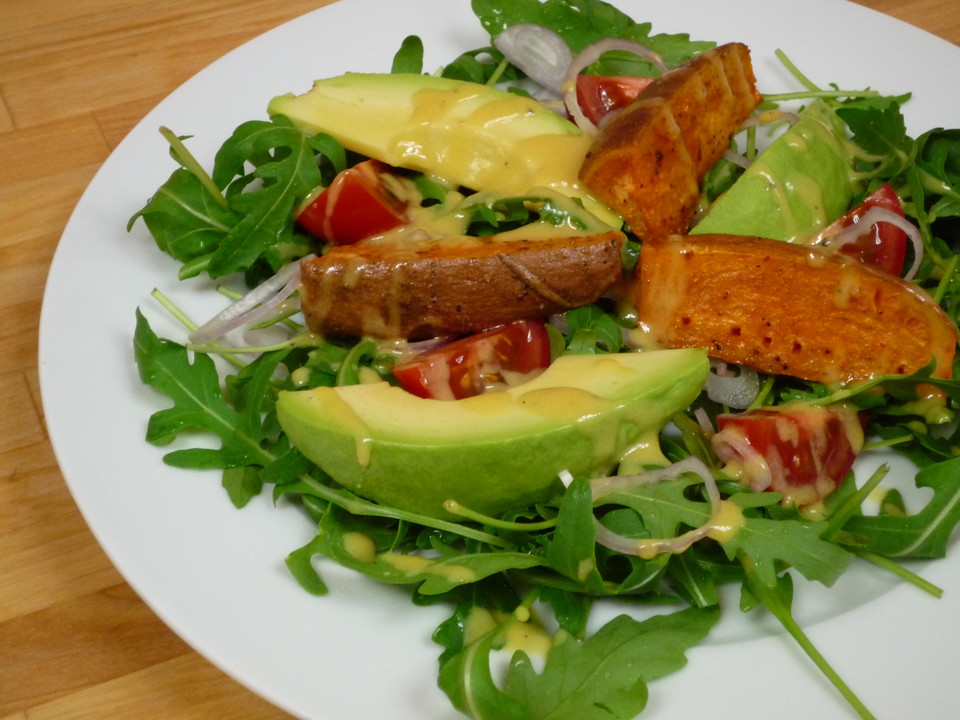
(773, 49), (821, 93)
(850, 549), (943, 598)
(763, 89), (881, 103)
(187, 332), (323, 355)
(485, 55), (512, 86)
(159, 126), (230, 211)
(149, 288), (246, 370)
(150, 288), (198, 332)
(821, 464), (889, 540)
(862, 434), (913, 451)
(443, 499), (558, 532)
(292, 473), (512, 548)
(768, 49), (879, 104)
(744, 559), (876, 720)
(933, 252), (960, 305)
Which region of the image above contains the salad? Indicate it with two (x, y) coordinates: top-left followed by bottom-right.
(126, 1), (960, 718)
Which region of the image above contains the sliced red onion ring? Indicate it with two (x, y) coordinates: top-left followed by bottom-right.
(562, 38), (669, 133)
(705, 361), (760, 410)
(589, 456), (725, 558)
(590, 455), (720, 505)
(189, 255), (313, 345)
(821, 207), (923, 280)
(693, 406), (715, 435)
(593, 517), (715, 558)
(721, 149), (753, 170)
(815, 205), (924, 281)
(493, 24), (572, 96)
(546, 313), (570, 335)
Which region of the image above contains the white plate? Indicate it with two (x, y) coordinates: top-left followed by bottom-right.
(39, 1), (960, 718)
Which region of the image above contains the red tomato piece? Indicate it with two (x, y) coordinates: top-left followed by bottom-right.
(391, 320), (552, 401)
(817, 183), (908, 276)
(575, 75), (653, 126)
(297, 159), (409, 245)
(711, 405), (865, 506)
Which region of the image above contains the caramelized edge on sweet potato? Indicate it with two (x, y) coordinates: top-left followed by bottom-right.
(635, 233), (958, 384)
(579, 43), (762, 239)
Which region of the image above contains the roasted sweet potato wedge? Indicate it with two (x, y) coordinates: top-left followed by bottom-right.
(634, 234), (957, 384)
(579, 43), (762, 239)
(300, 229), (625, 339)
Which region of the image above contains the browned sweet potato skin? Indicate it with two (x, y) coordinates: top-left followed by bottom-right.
(635, 234), (958, 384)
(579, 43), (762, 239)
(300, 230), (625, 339)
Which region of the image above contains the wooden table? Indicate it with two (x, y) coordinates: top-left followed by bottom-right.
(1, 1), (957, 718)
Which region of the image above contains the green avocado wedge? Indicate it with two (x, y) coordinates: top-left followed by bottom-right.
(691, 100), (858, 241)
(268, 72), (618, 225)
(276, 349), (709, 519)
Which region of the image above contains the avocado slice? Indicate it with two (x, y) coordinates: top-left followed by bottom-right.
(268, 73), (618, 225)
(276, 348), (709, 519)
(691, 100), (858, 241)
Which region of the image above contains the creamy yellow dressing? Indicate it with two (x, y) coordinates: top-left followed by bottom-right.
(516, 387), (612, 421)
(395, 84), (592, 197)
(380, 552), (433, 574)
(463, 607), (500, 645)
(312, 388), (375, 467)
(745, 109), (857, 242)
(461, 607), (554, 658)
(380, 552), (478, 585)
(706, 499), (746, 543)
(832, 266), (862, 309)
(504, 619), (554, 658)
(341, 531), (377, 563)
(617, 430), (670, 475)
(694, 100), (859, 241)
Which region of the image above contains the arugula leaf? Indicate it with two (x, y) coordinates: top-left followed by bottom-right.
(439, 618), (530, 720)
(441, 47), (519, 84)
(837, 100), (914, 178)
(505, 609), (718, 720)
(207, 116), (340, 278)
(602, 476), (853, 588)
(666, 549), (722, 608)
(471, 0), (713, 74)
(133, 309), (278, 470)
(472, 0), (634, 53)
(221, 466), (263, 509)
(562, 305), (627, 354)
(131, 116), (347, 281)
(538, 587), (592, 638)
(392, 34), (424, 73)
(438, 604), (718, 720)
(128, 167), (240, 268)
(837, 456), (960, 558)
(545, 477), (605, 592)
(595, 508), (671, 594)
(323, 536), (545, 596)
(719, 505), (853, 588)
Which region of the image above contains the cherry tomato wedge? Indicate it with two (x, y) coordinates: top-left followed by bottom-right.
(391, 320), (552, 401)
(575, 75), (652, 126)
(711, 405), (865, 506)
(816, 183), (908, 276)
(297, 159), (409, 246)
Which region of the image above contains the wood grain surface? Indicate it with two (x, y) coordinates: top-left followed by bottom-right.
(2, 1), (957, 718)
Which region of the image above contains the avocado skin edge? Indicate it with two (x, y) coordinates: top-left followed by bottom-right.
(275, 349), (709, 519)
